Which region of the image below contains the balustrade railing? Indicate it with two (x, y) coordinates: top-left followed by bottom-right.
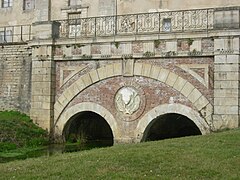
(0, 25), (32, 44)
(0, 8), (216, 42)
(56, 8), (214, 39)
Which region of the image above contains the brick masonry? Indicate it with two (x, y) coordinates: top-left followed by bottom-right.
(55, 57), (214, 104)
(1, 6), (240, 142)
(0, 44), (32, 114)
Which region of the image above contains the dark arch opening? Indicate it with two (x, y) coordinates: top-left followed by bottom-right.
(63, 111), (114, 147)
(142, 113), (202, 142)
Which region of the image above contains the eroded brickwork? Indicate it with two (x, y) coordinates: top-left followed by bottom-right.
(56, 57), (214, 105)
(0, 45), (32, 114)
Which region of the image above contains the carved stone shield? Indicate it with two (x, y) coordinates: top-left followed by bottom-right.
(115, 86), (141, 115)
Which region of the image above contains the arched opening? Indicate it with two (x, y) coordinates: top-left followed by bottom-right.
(142, 113), (202, 142)
(63, 111), (114, 147)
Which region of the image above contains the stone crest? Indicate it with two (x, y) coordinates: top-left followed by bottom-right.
(115, 86), (141, 115)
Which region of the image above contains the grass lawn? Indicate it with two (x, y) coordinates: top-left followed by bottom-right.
(0, 129), (240, 179)
(0, 111), (49, 162)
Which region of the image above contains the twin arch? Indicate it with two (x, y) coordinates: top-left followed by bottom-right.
(54, 62), (213, 142)
(55, 102), (210, 143)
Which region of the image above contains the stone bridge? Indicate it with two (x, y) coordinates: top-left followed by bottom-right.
(2, 7), (240, 144)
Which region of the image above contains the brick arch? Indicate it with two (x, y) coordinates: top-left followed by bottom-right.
(54, 62), (213, 128)
(54, 102), (120, 143)
(134, 103), (211, 142)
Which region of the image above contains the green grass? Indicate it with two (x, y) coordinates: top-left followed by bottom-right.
(0, 111), (49, 153)
(0, 129), (240, 179)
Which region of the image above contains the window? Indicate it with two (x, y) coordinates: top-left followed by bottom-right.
(68, 12), (82, 37)
(23, 0), (35, 10)
(163, 18), (172, 32)
(0, 30), (12, 43)
(69, 0), (82, 6)
(2, 0), (12, 8)
(68, 12), (81, 19)
(0, 32), (4, 43)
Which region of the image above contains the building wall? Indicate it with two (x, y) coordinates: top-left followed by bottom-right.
(1, 0), (240, 26)
(51, 0), (240, 20)
(0, 0), (36, 26)
(0, 44), (32, 114)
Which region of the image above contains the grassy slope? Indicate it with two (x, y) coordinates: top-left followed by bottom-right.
(0, 129), (240, 179)
(0, 111), (48, 152)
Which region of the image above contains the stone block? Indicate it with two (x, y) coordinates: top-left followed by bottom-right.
(114, 63), (122, 76)
(63, 46), (72, 57)
(181, 82), (195, 97)
(42, 61), (53, 68)
(214, 72), (239, 81)
(142, 63), (152, 77)
(42, 102), (52, 110)
(57, 93), (69, 107)
(166, 72), (178, 87)
(75, 78), (86, 91)
(190, 39), (201, 52)
(212, 114), (239, 130)
(42, 74), (52, 82)
(106, 64), (115, 77)
(31, 102), (42, 109)
(134, 63), (143, 76)
(82, 45), (91, 55)
(122, 43), (132, 55)
(42, 86), (52, 96)
(158, 68), (170, 83)
(165, 41), (177, 52)
(214, 64), (239, 72)
(81, 73), (93, 87)
(122, 58), (134, 76)
(32, 61), (43, 68)
(214, 106), (238, 115)
(214, 89), (238, 98)
(233, 37), (240, 51)
(188, 88), (202, 104)
(149, 66), (161, 80)
(97, 67), (107, 80)
(41, 95), (54, 103)
(214, 97), (238, 106)
(67, 83), (81, 97)
(194, 95), (209, 111)
(214, 38), (225, 51)
(32, 75), (43, 82)
(89, 70), (100, 83)
(214, 81), (238, 89)
(227, 55), (239, 63)
(214, 55), (226, 63)
(32, 85), (43, 95)
(101, 44), (111, 55)
(143, 42), (154, 53)
(204, 103), (213, 119)
(173, 76), (187, 92)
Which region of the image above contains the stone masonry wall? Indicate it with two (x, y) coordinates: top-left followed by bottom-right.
(0, 44), (32, 114)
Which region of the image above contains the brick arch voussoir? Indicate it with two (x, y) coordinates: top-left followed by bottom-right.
(54, 63), (122, 122)
(134, 62), (212, 113)
(54, 62), (212, 126)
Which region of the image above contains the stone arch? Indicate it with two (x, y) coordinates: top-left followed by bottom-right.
(54, 62), (213, 127)
(134, 104), (211, 142)
(54, 102), (120, 143)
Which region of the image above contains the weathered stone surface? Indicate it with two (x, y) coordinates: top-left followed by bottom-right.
(1, 4), (240, 143)
(0, 45), (32, 114)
